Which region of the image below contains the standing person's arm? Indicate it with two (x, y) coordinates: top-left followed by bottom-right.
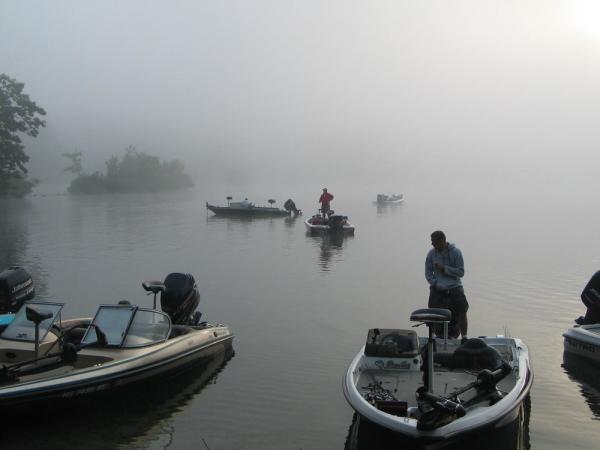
(425, 252), (436, 287)
(444, 249), (464, 278)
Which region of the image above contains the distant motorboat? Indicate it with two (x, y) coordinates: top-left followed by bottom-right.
(374, 194), (404, 205)
(206, 197), (300, 217)
(305, 213), (355, 234)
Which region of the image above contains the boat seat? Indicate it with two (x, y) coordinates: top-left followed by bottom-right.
(169, 325), (193, 339)
(142, 281), (166, 295)
(410, 308), (452, 324)
(26, 306), (53, 325)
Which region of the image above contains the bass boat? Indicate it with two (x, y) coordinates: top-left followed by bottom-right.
(305, 214), (355, 234)
(343, 308), (532, 440)
(374, 194), (404, 205)
(206, 197), (300, 217)
(0, 272), (233, 409)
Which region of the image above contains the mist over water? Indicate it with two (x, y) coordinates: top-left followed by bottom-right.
(3, 1), (600, 448)
(1, 1), (600, 190)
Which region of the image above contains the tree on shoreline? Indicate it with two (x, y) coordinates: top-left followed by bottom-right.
(66, 146), (194, 194)
(0, 73), (46, 197)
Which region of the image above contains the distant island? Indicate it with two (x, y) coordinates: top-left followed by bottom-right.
(64, 146), (194, 194)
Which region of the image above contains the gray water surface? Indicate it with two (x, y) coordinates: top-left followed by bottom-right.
(1, 183), (599, 449)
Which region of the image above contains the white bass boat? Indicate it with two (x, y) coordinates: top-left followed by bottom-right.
(343, 308), (532, 440)
(305, 214), (355, 234)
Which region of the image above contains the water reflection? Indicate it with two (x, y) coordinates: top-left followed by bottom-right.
(344, 397), (531, 450)
(307, 232), (353, 271)
(562, 353), (600, 418)
(0, 199), (49, 297)
(375, 201), (404, 215)
(3, 348), (234, 450)
(0, 199), (31, 267)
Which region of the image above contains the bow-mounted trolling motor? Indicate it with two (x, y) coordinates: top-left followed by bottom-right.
(142, 273), (201, 325)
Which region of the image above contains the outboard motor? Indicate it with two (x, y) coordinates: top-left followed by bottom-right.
(0, 266), (35, 313)
(160, 273), (200, 325)
(576, 270), (600, 325)
(328, 215), (346, 232)
(284, 199), (301, 216)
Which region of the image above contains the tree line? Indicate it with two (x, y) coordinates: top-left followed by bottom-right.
(0, 73), (193, 197)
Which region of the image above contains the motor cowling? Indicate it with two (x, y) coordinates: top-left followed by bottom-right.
(0, 267), (35, 313)
(577, 270), (600, 324)
(328, 215), (346, 232)
(160, 273), (200, 325)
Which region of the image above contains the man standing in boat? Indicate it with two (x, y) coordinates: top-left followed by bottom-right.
(319, 188), (334, 218)
(425, 230), (469, 341)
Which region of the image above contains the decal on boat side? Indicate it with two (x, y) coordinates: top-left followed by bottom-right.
(565, 336), (598, 353)
(61, 383), (111, 398)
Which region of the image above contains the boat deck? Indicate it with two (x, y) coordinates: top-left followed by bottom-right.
(357, 339), (518, 409)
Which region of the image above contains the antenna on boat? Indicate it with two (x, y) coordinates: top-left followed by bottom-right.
(226, 196), (232, 206)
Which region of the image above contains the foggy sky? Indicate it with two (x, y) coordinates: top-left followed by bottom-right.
(2, 0), (600, 189)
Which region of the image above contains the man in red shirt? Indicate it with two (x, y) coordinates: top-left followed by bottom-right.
(319, 188), (334, 218)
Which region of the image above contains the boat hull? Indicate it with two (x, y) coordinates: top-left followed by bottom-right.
(206, 204), (290, 217)
(304, 219), (355, 234)
(343, 337), (532, 440)
(0, 325), (234, 410)
(563, 324), (600, 364)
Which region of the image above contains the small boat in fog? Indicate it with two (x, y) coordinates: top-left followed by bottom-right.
(374, 194), (404, 205)
(0, 273), (233, 409)
(206, 197), (300, 217)
(305, 214), (355, 234)
(343, 308), (532, 440)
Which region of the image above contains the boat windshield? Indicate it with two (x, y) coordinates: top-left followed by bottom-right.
(1, 301), (64, 342)
(81, 305), (171, 348)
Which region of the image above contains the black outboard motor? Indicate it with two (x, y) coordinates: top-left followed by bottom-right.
(328, 215), (346, 232)
(0, 267), (35, 313)
(576, 270), (600, 325)
(283, 199), (301, 215)
(160, 273), (200, 325)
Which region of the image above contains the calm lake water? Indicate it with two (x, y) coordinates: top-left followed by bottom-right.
(1, 181), (599, 449)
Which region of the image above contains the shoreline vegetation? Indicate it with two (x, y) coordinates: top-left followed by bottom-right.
(0, 74), (46, 198)
(1, 73), (194, 198)
(64, 147), (194, 195)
